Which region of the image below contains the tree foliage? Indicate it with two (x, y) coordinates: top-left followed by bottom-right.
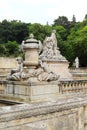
(5, 41), (20, 57)
(0, 20), (29, 44)
(0, 16), (87, 66)
(0, 44), (6, 56)
(53, 16), (69, 28)
(73, 26), (87, 66)
(28, 23), (52, 42)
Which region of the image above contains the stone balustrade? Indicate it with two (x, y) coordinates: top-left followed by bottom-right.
(60, 80), (87, 94)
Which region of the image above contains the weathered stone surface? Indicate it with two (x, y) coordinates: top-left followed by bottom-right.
(23, 48), (39, 66)
(2, 80), (87, 102)
(0, 94), (87, 129)
(0, 57), (18, 68)
(0, 57), (19, 80)
(70, 68), (87, 80)
(1, 30), (87, 130)
(43, 60), (72, 80)
(4, 81), (60, 102)
(22, 34), (39, 67)
(39, 30), (72, 80)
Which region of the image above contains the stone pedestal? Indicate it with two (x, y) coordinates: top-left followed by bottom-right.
(4, 81), (60, 102)
(42, 59), (72, 81)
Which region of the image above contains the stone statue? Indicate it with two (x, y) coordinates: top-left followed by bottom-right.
(7, 57), (23, 81)
(38, 40), (43, 54)
(7, 57), (59, 82)
(33, 60), (59, 81)
(51, 30), (58, 50)
(40, 36), (54, 59)
(6, 31), (64, 82)
(75, 57), (79, 69)
(40, 30), (66, 61)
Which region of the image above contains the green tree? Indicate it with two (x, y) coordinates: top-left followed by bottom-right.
(5, 41), (20, 57)
(53, 16), (70, 29)
(84, 14), (87, 20)
(28, 23), (52, 42)
(11, 20), (29, 43)
(53, 25), (67, 40)
(0, 44), (6, 56)
(0, 20), (12, 43)
(43, 25), (52, 37)
(53, 16), (74, 40)
(73, 26), (87, 66)
(28, 23), (45, 42)
(0, 20), (29, 44)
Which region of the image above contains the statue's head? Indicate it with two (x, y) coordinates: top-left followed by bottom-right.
(16, 57), (23, 64)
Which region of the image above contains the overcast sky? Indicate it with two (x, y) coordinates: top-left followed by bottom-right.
(0, 0), (87, 25)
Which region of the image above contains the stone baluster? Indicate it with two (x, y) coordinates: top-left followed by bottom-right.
(85, 82), (87, 92)
(83, 82), (86, 92)
(60, 80), (87, 95)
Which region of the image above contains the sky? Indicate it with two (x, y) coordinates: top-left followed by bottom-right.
(0, 0), (87, 25)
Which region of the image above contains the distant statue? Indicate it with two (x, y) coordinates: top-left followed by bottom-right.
(75, 57), (79, 69)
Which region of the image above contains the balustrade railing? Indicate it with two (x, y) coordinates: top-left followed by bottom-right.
(60, 80), (87, 94)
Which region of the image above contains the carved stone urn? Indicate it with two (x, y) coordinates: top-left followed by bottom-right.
(22, 34), (39, 68)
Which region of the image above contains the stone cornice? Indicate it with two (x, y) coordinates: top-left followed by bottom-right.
(3, 80), (60, 86)
(22, 43), (39, 49)
(3, 79), (87, 85)
(41, 58), (68, 63)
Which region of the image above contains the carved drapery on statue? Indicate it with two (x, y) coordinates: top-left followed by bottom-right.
(33, 60), (59, 81)
(40, 30), (67, 61)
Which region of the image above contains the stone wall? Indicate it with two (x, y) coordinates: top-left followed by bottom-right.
(0, 57), (18, 68)
(0, 57), (18, 80)
(0, 94), (87, 130)
(70, 68), (87, 80)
